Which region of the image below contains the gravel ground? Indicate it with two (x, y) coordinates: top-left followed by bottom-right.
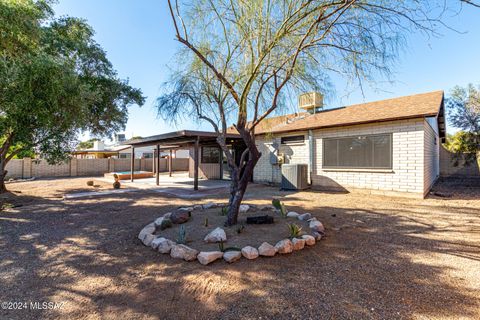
(0, 177), (479, 320)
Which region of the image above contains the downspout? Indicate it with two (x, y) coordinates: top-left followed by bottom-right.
(308, 130), (314, 185)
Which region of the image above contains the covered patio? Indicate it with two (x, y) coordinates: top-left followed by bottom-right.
(125, 130), (245, 190)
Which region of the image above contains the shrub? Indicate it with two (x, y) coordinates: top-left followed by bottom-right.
(220, 206), (228, 216)
(272, 199), (281, 210)
(86, 180), (94, 186)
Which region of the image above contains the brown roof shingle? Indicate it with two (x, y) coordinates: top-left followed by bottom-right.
(229, 90), (444, 135)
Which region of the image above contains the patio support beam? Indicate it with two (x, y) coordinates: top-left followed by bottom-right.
(194, 136), (199, 190)
(218, 146), (223, 180)
(169, 149), (173, 177)
(152, 147), (156, 175)
(130, 147), (135, 182)
(156, 144), (160, 186)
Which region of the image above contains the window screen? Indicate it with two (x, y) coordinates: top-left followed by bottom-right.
(323, 134), (392, 169)
(281, 135), (305, 144)
(201, 147), (220, 163)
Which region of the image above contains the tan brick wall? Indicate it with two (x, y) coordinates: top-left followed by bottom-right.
(254, 119), (430, 197)
(439, 146), (480, 177)
(32, 160), (70, 177)
(5, 159), (24, 179)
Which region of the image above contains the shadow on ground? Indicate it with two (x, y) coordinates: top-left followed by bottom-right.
(0, 179), (479, 319)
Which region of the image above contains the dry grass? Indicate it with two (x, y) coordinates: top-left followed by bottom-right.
(0, 177), (479, 320)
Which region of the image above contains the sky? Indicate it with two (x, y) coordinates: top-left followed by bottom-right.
(53, 1), (480, 141)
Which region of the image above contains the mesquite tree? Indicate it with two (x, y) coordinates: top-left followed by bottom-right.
(0, 1), (144, 191)
(159, 0), (454, 226)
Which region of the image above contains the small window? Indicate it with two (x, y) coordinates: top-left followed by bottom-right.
(281, 135), (305, 144)
(323, 134), (392, 169)
(201, 147), (220, 163)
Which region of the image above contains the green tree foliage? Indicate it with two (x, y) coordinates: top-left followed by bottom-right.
(0, 0), (145, 191)
(77, 138), (99, 150)
(446, 84), (480, 164)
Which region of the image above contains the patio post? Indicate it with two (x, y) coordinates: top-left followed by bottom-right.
(218, 146), (223, 180)
(194, 136), (199, 190)
(152, 147), (156, 174)
(156, 144), (160, 186)
(169, 149), (173, 177)
(130, 147), (135, 182)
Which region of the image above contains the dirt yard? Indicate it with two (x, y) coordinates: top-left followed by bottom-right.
(0, 177), (479, 320)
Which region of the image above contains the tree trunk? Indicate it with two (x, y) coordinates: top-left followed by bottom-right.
(0, 159), (7, 193)
(224, 135), (260, 226)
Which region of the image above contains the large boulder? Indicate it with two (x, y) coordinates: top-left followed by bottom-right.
(204, 227), (227, 243)
(138, 223), (155, 241)
(292, 238), (306, 250)
(170, 211), (191, 224)
(153, 237), (176, 253)
(298, 213), (312, 221)
(241, 246), (259, 260)
(223, 251), (242, 263)
(170, 244), (199, 261)
(287, 211), (300, 218)
(309, 220), (325, 233)
(258, 242), (276, 257)
(197, 251), (224, 265)
(239, 204), (250, 213)
(301, 235), (316, 246)
(275, 239), (294, 254)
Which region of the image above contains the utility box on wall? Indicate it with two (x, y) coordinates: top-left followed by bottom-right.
(281, 164), (309, 190)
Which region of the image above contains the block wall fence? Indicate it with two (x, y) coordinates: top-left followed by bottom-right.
(5, 158), (189, 179)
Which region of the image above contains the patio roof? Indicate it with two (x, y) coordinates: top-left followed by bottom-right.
(125, 130), (242, 148)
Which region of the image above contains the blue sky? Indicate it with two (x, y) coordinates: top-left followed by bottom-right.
(54, 1), (480, 140)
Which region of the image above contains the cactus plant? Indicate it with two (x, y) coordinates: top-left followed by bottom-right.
(177, 225), (187, 244)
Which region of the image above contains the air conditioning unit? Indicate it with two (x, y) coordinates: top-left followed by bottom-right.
(281, 164), (309, 190)
(298, 92), (323, 112)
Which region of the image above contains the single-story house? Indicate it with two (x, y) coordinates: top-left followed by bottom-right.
(129, 90), (446, 198)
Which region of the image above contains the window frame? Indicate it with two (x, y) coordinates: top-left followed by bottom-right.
(201, 146), (220, 164)
(322, 133), (393, 170)
(280, 135), (305, 145)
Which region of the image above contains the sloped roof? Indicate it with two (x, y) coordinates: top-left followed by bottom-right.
(229, 90), (444, 135)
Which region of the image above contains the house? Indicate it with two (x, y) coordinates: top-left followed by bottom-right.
(72, 140), (129, 159)
(128, 90), (446, 198)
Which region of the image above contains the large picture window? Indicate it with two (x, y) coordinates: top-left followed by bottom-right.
(323, 134), (392, 169)
(201, 146), (220, 163)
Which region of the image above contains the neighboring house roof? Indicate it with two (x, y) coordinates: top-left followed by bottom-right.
(72, 145), (130, 154)
(228, 90), (445, 136)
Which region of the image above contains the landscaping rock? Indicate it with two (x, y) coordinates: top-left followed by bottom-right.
(204, 227), (227, 243)
(157, 238), (176, 254)
(292, 238), (306, 250)
(301, 234), (316, 246)
(223, 251), (242, 263)
(287, 211), (300, 218)
(241, 246), (259, 259)
(154, 217), (164, 227)
(202, 202), (217, 209)
(258, 242), (276, 257)
(141, 234), (156, 247)
(239, 204), (250, 213)
(178, 206), (194, 212)
(151, 237), (167, 250)
(275, 239), (294, 254)
(312, 232), (323, 241)
(170, 211), (191, 224)
(138, 223), (155, 241)
(309, 220), (325, 233)
(298, 213), (312, 221)
(307, 217), (318, 222)
(193, 204), (203, 210)
(170, 244), (199, 261)
(260, 205), (275, 211)
(197, 251), (224, 265)
(163, 212), (172, 219)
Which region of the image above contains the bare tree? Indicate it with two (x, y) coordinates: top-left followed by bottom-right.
(158, 0), (455, 226)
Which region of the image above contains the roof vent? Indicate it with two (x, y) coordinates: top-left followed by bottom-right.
(298, 92), (323, 114)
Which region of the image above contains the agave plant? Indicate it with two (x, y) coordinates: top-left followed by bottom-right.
(287, 223), (303, 239)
